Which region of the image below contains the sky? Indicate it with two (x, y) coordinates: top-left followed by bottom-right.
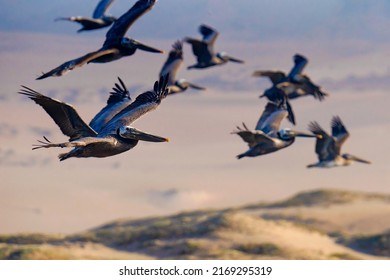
(0, 0), (389, 234)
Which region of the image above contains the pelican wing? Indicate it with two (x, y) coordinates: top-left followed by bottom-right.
(295, 74), (329, 101)
(36, 48), (118, 79)
(99, 75), (168, 136)
(159, 41), (183, 85)
(255, 102), (288, 136)
(185, 38), (212, 64)
(331, 116), (349, 154)
(287, 54), (308, 79)
(252, 70), (286, 85)
(233, 124), (274, 148)
(19, 86), (97, 141)
(308, 121), (337, 161)
(93, 0), (115, 18)
(199, 24), (219, 45)
(89, 77), (132, 132)
(105, 0), (156, 42)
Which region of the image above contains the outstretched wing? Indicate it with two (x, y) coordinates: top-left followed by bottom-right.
(184, 37), (212, 64)
(99, 75), (169, 136)
(232, 123), (275, 148)
(255, 102), (289, 136)
(308, 121), (337, 161)
(159, 40), (183, 85)
(89, 77), (132, 132)
(287, 53), (308, 79)
(252, 70), (286, 85)
(104, 0), (156, 43)
(36, 48), (118, 79)
(199, 24), (219, 45)
(93, 0), (115, 18)
(331, 116), (349, 155)
(19, 86), (97, 141)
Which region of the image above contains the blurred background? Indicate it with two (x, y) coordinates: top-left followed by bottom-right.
(0, 0), (389, 234)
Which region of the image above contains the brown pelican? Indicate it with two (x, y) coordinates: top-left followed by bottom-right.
(307, 116), (371, 168)
(37, 0), (163, 80)
(55, 0), (117, 32)
(19, 76), (169, 161)
(232, 101), (316, 159)
(159, 40), (206, 94)
(253, 54), (328, 101)
(184, 24), (244, 69)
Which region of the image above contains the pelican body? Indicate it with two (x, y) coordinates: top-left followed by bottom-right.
(55, 0), (117, 32)
(185, 24), (244, 70)
(38, 0), (163, 79)
(159, 40), (205, 95)
(253, 54), (328, 101)
(232, 101), (316, 159)
(20, 76), (169, 161)
(307, 116), (371, 168)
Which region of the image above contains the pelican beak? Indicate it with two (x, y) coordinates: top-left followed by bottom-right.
(259, 94), (265, 98)
(188, 83), (206, 90)
(227, 56), (244, 63)
(291, 130), (317, 138)
(125, 128), (169, 142)
(133, 39), (164, 54)
(350, 155), (371, 164)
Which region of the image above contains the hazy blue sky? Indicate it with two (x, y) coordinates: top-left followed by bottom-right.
(1, 0), (390, 42)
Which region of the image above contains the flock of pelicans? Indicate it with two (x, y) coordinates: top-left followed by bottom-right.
(20, 0), (371, 168)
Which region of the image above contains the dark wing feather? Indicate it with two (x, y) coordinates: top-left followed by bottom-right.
(99, 75), (169, 136)
(93, 0), (115, 18)
(89, 77), (131, 132)
(331, 116), (349, 154)
(159, 40), (183, 85)
(104, 0), (156, 43)
(308, 121), (337, 161)
(232, 124), (274, 148)
(36, 48), (118, 79)
(184, 38), (212, 64)
(199, 24), (219, 45)
(252, 70), (286, 85)
(19, 86), (96, 141)
(287, 53), (308, 79)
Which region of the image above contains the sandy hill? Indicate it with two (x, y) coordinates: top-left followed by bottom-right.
(1, 189), (389, 260)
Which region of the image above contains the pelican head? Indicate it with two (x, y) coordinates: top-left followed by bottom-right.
(342, 153), (371, 165)
(118, 126), (169, 142)
(278, 128), (316, 140)
(216, 52), (244, 64)
(121, 38), (164, 53)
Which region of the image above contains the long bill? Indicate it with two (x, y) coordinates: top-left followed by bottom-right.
(134, 39), (164, 53)
(123, 127), (169, 142)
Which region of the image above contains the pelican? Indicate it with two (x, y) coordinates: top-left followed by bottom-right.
(253, 54), (328, 101)
(37, 0), (163, 80)
(307, 116), (371, 168)
(184, 24), (244, 69)
(19, 76), (169, 161)
(55, 0), (117, 32)
(232, 101), (316, 159)
(159, 40), (205, 95)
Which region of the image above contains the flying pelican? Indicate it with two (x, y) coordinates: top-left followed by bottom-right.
(232, 101), (316, 159)
(184, 24), (244, 69)
(307, 116), (371, 168)
(253, 54), (328, 101)
(159, 40), (206, 94)
(37, 0), (163, 80)
(55, 0), (117, 32)
(19, 76), (170, 161)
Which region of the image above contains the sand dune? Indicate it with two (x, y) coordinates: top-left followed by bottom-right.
(0, 189), (389, 260)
